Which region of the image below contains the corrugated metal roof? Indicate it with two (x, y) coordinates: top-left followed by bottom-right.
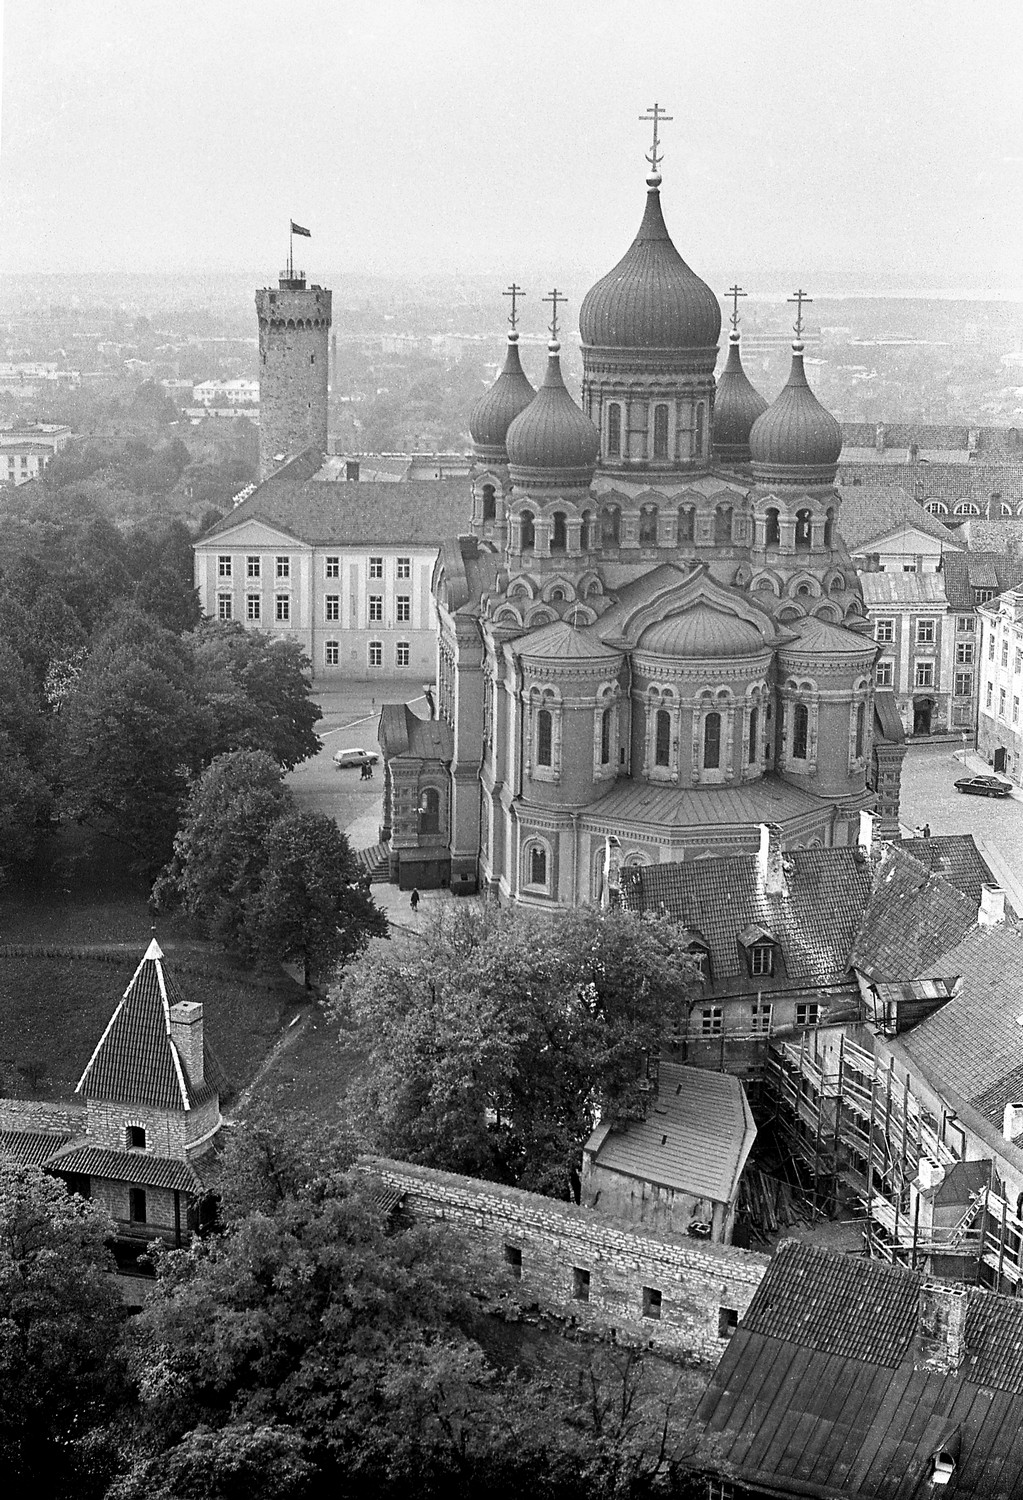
(587, 1063), (755, 1204)
(46, 1144), (203, 1193)
(861, 571), (948, 606)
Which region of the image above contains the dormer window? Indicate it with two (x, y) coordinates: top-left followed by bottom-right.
(750, 944), (774, 976)
(930, 1451), (956, 1487)
(686, 942), (711, 986)
(739, 923), (777, 978)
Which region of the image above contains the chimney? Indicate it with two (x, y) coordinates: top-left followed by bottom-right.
(979, 885), (1006, 928)
(858, 809), (874, 857)
(1003, 1102), (1023, 1142)
(758, 823), (787, 896)
(170, 1000), (204, 1088)
(915, 1282), (969, 1373)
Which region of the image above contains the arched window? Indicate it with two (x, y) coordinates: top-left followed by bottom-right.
(419, 787), (441, 834)
(600, 707), (612, 765)
(714, 505), (733, 544)
(536, 708), (552, 766)
(855, 702), (865, 760)
(482, 483), (496, 522)
(765, 508), (780, 546)
(954, 503), (980, 517)
(695, 402), (705, 458)
(748, 705), (759, 765)
(655, 708), (671, 767)
(607, 403), (621, 457)
(521, 510), (535, 550)
(580, 510), (592, 550)
(678, 506), (695, 543)
(703, 711), (721, 769)
(529, 844), (547, 887)
(551, 511), (567, 552)
(639, 505), (658, 546)
(824, 507), (835, 547)
(653, 403), (669, 459)
(925, 501), (948, 516)
(795, 509), (812, 549)
(602, 506), (621, 545)
(793, 703), (809, 760)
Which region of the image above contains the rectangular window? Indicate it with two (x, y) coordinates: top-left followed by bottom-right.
(324, 640), (339, 666)
(217, 554), (232, 578)
(396, 556), (411, 579)
(324, 595), (340, 622)
(325, 555), (340, 578)
(750, 1002), (772, 1034)
(275, 555), (290, 579)
(642, 1286), (662, 1320)
(875, 618), (894, 643)
(1000, 687), (1007, 718)
(1014, 696), (1020, 725)
(396, 595), (411, 623)
(958, 616), (974, 633)
(246, 555), (261, 579)
(718, 1307), (739, 1338)
(1002, 642), (1010, 668)
(915, 660), (934, 688)
(504, 1244), (522, 1279)
(127, 1125), (146, 1150)
(876, 660), (894, 687)
(396, 641), (410, 667)
(989, 637), (996, 661)
(573, 1267), (591, 1302)
(916, 619), (935, 645)
(653, 403), (669, 460)
(700, 1006), (723, 1036)
(986, 683), (994, 709)
(129, 1187), (147, 1224)
(246, 594), (261, 622)
(954, 672), (972, 697)
(368, 595), (383, 623)
(275, 595), (290, 623)
(369, 556), (383, 579)
(796, 1002), (820, 1027)
(977, 589), (996, 604)
(1016, 650), (1023, 674)
(956, 642), (974, 665)
(750, 945), (773, 976)
(217, 593), (233, 621)
(369, 640), (383, 668)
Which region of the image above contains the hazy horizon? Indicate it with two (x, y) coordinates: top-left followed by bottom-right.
(2, 0), (1022, 304)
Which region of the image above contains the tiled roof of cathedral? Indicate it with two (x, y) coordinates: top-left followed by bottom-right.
(782, 615), (876, 657)
(836, 484), (959, 549)
(514, 620), (621, 661)
(595, 776), (822, 833)
(76, 940), (219, 1112)
(693, 1240), (1023, 1497)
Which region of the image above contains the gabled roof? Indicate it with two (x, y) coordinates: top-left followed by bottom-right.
(837, 484), (959, 550)
(76, 940), (217, 1112)
(850, 844), (979, 982)
(897, 834), (1011, 913)
(695, 1239), (1023, 1498)
(941, 549), (1023, 609)
(584, 1062), (756, 1205)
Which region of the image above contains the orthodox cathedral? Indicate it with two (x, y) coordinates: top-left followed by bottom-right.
(379, 132), (905, 903)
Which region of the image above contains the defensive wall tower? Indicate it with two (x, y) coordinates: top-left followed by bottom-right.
(255, 269), (331, 480)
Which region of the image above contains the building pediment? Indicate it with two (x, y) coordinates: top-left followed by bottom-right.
(195, 517), (311, 551)
(599, 565), (780, 650)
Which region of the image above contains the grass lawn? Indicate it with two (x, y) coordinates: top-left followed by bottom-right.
(242, 1004), (367, 1117)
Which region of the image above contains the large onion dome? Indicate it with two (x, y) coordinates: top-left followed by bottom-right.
(469, 332), (536, 462)
(639, 605), (767, 661)
(713, 333), (768, 464)
(749, 341), (842, 487)
(579, 177), (721, 351)
(506, 342), (599, 490)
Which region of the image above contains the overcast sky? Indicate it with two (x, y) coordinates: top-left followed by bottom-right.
(2, 0), (1022, 298)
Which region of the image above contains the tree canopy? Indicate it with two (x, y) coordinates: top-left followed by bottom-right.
(337, 903), (696, 1198)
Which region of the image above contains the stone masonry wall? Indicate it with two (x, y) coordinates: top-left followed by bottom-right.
(0, 1098), (86, 1133)
(86, 1099), (187, 1155)
(256, 284), (331, 479)
(359, 1157), (769, 1364)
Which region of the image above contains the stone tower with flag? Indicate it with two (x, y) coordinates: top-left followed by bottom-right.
(255, 225), (332, 480)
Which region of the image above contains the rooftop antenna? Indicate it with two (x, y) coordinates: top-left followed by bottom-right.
(542, 287), (565, 343)
(788, 288), (812, 342)
(640, 101), (673, 179)
(726, 283), (748, 333)
(503, 282), (524, 331)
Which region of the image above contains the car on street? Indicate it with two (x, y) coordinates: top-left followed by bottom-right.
(333, 747), (380, 769)
(954, 775), (1013, 798)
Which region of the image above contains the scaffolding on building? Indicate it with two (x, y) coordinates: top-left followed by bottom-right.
(765, 1033), (1023, 1289)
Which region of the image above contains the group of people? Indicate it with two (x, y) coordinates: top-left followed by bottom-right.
(360, 761), (374, 781)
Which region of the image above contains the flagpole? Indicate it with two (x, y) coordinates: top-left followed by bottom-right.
(288, 222), (293, 281)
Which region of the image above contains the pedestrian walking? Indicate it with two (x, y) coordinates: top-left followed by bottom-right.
(410, 889), (420, 913)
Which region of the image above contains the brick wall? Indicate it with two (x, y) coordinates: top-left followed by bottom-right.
(85, 1099), (187, 1155)
(0, 1097), (86, 1133)
(359, 1156), (769, 1364)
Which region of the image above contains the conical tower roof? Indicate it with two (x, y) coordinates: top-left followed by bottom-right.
(713, 332), (768, 464)
(750, 342), (842, 488)
(469, 332), (536, 463)
(506, 342), (599, 490)
(580, 178), (721, 352)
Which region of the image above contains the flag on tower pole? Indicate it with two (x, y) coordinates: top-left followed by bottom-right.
(291, 222), (311, 237)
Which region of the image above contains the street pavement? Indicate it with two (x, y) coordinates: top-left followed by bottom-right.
(899, 740), (1023, 912)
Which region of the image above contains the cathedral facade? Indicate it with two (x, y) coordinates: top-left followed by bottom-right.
(379, 158), (904, 902)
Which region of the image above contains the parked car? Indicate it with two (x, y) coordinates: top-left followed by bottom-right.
(954, 775), (1013, 798)
(333, 747), (380, 769)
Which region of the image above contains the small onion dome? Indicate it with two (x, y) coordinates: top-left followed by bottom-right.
(469, 332), (536, 462)
(713, 333), (768, 464)
(506, 341), (599, 490)
(579, 177), (721, 351)
(639, 605), (768, 660)
(749, 342), (843, 487)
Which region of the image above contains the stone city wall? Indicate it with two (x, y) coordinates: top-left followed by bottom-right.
(0, 1097), (86, 1133)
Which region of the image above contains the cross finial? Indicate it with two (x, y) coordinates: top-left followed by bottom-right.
(542, 287), (565, 342)
(640, 102), (673, 175)
(788, 288), (812, 340)
(726, 283), (747, 332)
(503, 282), (524, 331)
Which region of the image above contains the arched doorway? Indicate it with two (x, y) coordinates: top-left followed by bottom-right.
(913, 697), (934, 736)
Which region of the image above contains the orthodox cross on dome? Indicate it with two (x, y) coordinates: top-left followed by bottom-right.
(788, 288), (812, 340)
(640, 102), (673, 174)
(726, 283), (747, 332)
(503, 282), (524, 330)
(543, 287), (565, 341)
